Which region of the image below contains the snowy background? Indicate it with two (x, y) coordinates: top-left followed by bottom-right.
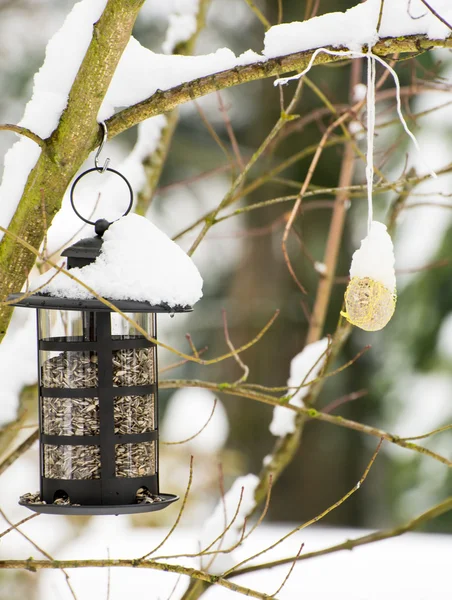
(0, 0), (452, 598)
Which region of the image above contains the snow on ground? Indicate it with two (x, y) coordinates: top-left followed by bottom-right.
(40, 213), (203, 307)
(21, 519), (451, 600)
(199, 474), (259, 574)
(270, 338), (329, 437)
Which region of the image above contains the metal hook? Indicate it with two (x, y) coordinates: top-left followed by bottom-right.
(94, 121), (110, 173)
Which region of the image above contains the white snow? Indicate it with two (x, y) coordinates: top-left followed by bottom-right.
(161, 388), (229, 453)
(199, 474), (259, 574)
(40, 213), (203, 307)
(353, 83), (367, 103)
(349, 221), (396, 293)
(0, 307), (37, 427)
(270, 338), (329, 437)
(0, 0), (108, 241)
(263, 0), (452, 59)
(31, 520), (452, 600)
(263, 1), (380, 57)
(436, 312), (452, 360)
(99, 39), (251, 121)
(163, 14), (198, 54)
(2, 0), (451, 243)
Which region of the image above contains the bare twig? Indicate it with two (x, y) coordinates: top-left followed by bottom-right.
(0, 123), (45, 147)
(223, 440), (383, 576)
(162, 400), (218, 445)
(241, 0), (271, 29)
(0, 429), (39, 477)
(140, 456), (194, 559)
(222, 309), (249, 383)
(271, 543), (304, 597)
(419, 0), (452, 30)
(230, 494), (452, 576)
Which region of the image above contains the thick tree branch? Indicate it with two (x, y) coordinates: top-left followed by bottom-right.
(106, 34), (452, 138)
(0, 31), (451, 346)
(0, 0), (145, 340)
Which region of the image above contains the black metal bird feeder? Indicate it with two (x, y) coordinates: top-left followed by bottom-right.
(8, 146), (190, 515)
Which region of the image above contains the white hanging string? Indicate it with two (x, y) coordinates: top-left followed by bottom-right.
(275, 47), (438, 182)
(366, 52), (376, 234)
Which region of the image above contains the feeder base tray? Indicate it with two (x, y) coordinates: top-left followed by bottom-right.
(19, 493), (179, 516)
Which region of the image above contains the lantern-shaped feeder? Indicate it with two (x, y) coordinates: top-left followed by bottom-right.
(8, 165), (201, 515)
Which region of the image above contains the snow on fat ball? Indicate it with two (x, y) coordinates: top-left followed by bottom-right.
(270, 337), (329, 437)
(42, 214), (203, 307)
(342, 221), (396, 332)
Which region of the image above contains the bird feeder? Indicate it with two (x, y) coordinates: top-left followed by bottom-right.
(8, 161), (191, 515)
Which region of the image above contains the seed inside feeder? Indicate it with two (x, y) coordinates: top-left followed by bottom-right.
(41, 347), (155, 480)
(43, 444), (101, 480)
(115, 442), (156, 478)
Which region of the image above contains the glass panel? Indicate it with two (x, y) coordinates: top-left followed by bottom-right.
(43, 444), (101, 479)
(40, 350), (98, 388)
(114, 394), (155, 434)
(38, 309), (96, 342)
(111, 312), (155, 338)
(42, 397), (100, 435)
(112, 347), (155, 387)
(115, 441), (156, 478)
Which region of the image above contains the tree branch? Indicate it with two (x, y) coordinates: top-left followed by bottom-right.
(0, 0), (146, 341)
(229, 495), (452, 577)
(0, 124), (44, 147)
(0, 558), (274, 600)
(106, 34), (452, 139)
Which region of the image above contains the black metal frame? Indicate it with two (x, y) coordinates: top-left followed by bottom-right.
(13, 302), (183, 515)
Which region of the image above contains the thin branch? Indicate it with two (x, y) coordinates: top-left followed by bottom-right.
(140, 456), (194, 559)
(0, 123), (45, 147)
(159, 379), (452, 467)
(418, 0), (452, 30)
(223, 440), (382, 576)
(0, 558), (275, 600)
(0, 429), (39, 477)
(161, 400), (218, 445)
(0, 507), (78, 600)
(222, 309), (249, 383)
(230, 495), (452, 577)
(271, 543), (304, 597)
(241, 0), (271, 29)
(398, 423), (452, 442)
(0, 513), (39, 540)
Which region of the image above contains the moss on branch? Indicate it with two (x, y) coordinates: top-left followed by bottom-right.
(0, 28), (451, 345)
(106, 34), (452, 137)
(0, 0), (145, 340)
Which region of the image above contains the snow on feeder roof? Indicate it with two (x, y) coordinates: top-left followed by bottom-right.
(41, 212), (203, 309)
(7, 139), (201, 515)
